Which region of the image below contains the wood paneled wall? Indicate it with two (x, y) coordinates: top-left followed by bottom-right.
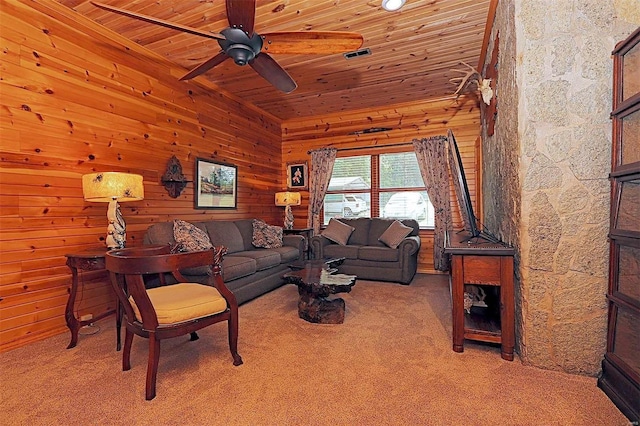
(0, 0), (283, 351)
(281, 97), (482, 272)
(0, 0), (482, 352)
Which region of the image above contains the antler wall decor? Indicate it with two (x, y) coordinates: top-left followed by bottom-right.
(450, 61), (494, 105)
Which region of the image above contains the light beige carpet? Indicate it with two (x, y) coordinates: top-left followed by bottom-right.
(0, 274), (628, 425)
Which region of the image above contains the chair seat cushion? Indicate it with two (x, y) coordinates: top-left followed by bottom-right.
(130, 283), (228, 325)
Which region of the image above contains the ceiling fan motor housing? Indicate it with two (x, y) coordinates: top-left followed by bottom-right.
(219, 27), (263, 66)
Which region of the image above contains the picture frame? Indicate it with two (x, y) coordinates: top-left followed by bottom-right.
(286, 161), (308, 190)
(195, 158), (237, 209)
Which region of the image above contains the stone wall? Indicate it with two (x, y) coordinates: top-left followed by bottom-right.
(482, 0), (638, 375)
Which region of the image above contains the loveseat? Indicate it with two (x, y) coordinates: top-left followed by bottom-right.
(143, 219), (304, 304)
(310, 218), (420, 284)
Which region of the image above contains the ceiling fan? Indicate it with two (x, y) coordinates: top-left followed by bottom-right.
(91, 1), (364, 93)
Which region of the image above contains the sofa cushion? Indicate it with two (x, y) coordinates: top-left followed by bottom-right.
(221, 256), (257, 281)
(341, 218), (371, 245)
(379, 220), (414, 249)
(204, 221), (244, 253)
(252, 220), (283, 248)
(270, 245), (301, 263)
(145, 221), (176, 245)
(171, 220), (213, 276)
(358, 246), (400, 262)
(368, 218), (399, 246)
(173, 219), (213, 252)
(323, 244), (360, 259)
(321, 218), (354, 245)
(228, 250), (281, 271)
(234, 219), (255, 251)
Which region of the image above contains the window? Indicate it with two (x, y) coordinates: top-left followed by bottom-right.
(323, 152), (434, 228)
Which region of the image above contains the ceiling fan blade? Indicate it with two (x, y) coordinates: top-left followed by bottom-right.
(261, 32), (364, 55)
(91, 1), (225, 41)
(226, 0), (256, 37)
(249, 54), (297, 94)
(179, 52), (229, 81)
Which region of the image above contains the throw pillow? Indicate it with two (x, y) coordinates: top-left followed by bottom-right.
(379, 220), (413, 249)
(321, 218), (355, 246)
(252, 220), (283, 248)
(172, 219), (213, 252)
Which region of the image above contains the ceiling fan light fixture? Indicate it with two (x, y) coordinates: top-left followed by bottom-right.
(381, 0), (406, 12)
(227, 44), (255, 66)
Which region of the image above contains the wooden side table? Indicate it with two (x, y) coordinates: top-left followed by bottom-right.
(445, 231), (516, 361)
(64, 248), (116, 349)
(283, 227), (313, 259)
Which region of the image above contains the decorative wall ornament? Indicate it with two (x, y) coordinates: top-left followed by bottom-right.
(161, 155), (190, 198)
(450, 61), (494, 105)
(287, 161), (308, 191)
(483, 32), (499, 136)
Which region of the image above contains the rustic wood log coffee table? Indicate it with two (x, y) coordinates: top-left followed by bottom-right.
(284, 258), (356, 324)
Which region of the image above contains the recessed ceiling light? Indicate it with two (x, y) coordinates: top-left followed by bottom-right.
(381, 0), (406, 12)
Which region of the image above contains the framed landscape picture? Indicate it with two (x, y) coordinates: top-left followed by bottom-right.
(195, 158), (237, 209)
(287, 161), (308, 191)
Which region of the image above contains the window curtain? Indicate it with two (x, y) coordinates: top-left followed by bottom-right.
(306, 147), (337, 235)
(413, 136), (452, 271)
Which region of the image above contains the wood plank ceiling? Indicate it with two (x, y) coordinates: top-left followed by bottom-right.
(55, 0), (491, 121)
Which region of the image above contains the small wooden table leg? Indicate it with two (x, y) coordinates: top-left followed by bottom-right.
(65, 249), (113, 349)
(450, 256), (465, 353)
(65, 266), (81, 349)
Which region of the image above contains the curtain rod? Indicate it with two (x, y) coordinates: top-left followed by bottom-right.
(308, 142), (414, 154)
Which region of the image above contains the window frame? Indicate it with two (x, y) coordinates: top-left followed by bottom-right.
(322, 150), (433, 229)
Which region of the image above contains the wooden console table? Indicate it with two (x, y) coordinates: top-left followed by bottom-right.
(64, 248), (116, 349)
(445, 231), (516, 361)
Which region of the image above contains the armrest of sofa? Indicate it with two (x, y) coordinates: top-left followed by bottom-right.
(283, 234), (305, 259)
(397, 235), (420, 256)
(310, 235), (332, 259)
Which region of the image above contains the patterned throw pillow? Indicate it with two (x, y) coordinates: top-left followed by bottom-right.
(172, 219), (213, 252)
(252, 220), (283, 248)
(378, 220), (413, 249)
(321, 218), (355, 246)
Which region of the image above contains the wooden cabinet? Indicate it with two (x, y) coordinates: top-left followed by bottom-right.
(598, 27), (640, 423)
(445, 231), (515, 361)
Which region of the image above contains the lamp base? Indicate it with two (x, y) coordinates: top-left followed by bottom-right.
(106, 199), (126, 249)
(284, 205), (294, 230)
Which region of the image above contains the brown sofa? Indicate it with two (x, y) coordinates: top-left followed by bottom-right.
(310, 218), (421, 284)
(143, 219), (304, 304)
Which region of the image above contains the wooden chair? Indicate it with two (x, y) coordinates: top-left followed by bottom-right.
(105, 245), (242, 400)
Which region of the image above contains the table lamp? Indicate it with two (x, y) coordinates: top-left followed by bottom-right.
(275, 191), (301, 230)
(82, 172), (144, 249)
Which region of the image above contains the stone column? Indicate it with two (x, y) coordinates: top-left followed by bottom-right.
(481, 0), (638, 374)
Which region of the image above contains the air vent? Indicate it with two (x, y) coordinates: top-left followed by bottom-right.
(343, 48), (371, 60)
(348, 127), (392, 135)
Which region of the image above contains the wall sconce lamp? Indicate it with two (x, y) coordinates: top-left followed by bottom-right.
(275, 191), (301, 230)
(82, 172), (144, 249)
